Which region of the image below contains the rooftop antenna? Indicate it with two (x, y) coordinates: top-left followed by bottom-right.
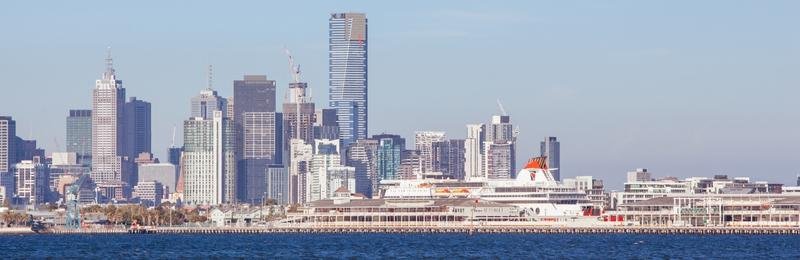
(105, 46), (114, 77)
(206, 65), (213, 90)
(496, 99), (508, 116)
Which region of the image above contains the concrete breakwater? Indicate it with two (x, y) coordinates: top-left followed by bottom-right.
(45, 226), (800, 235)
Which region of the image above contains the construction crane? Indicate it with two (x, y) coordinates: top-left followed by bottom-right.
(65, 174), (90, 229)
(284, 47), (301, 84)
(496, 99), (508, 116)
(170, 126), (177, 148)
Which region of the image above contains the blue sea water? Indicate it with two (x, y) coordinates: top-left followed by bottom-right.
(0, 233), (798, 258)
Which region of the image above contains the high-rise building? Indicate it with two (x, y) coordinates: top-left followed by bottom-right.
(242, 112), (282, 162)
(483, 115), (516, 179)
(540, 136), (561, 181)
(288, 139), (312, 204)
(345, 139), (378, 197)
(307, 139), (341, 202)
(313, 108), (339, 140)
(92, 50), (129, 186)
(484, 142), (514, 179)
(283, 82), (315, 150)
(398, 150), (423, 180)
(0, 117), (17, 175)
(329, 13), (368, 148)
(433, 139), (466, 180)
(414, 131), (446, 173)
(14, 159), (48, 205)
(266, 165), (288, 204)
(327, 166), (357, 198)
(234, 75), (277, 158)
(124, 97), (151, 186)
(237, 158), (269, 204)
(16, 139), (44, 162)
(66, 110), (92, 166)
(371, 134), (405, 182)
(137, 163), (176, 197)
(464, 124), (485, 181)
(168, 146), (182, 182)
(182, 111), (236, 205)
(191, 89), (227, 120)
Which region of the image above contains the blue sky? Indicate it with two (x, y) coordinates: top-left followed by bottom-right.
(1, 1), (799, 188)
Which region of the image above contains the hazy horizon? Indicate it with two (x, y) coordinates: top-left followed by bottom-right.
(2, 1), (799, 189)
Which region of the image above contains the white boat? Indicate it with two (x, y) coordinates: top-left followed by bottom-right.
(380, 157), (594, 217)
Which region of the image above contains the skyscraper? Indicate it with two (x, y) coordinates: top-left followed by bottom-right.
(288, 139), (312, 204)
(371, 134), (405, 181)
(345, 139), (378, 197)
(191, 89), (227, 120)
(242, 112), (281, 161)
(464, 124), (485, 180)
(66, 110), (92, 166)
(266, 165), (288, 204)
(0, 116), (17, 174)
(91, 50), (128, 185)
(414, 131), (446, 173)
(307, 139), (341, 202)
(14, 158), (48, 205)
(483, 115), (516, 179)
(540, 136), (561, 181)
(123, 97), (152, 182)
(313, 108), (339, 140)
(433, 139), (466, 180)
(234, 76), (277, 155)
(182, 111), (236, 205)
(329, 13), (368, 148)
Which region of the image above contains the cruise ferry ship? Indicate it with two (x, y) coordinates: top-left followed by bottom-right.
(380, 157), (595, 217)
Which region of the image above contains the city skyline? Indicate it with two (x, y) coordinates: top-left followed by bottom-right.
(1, 1), (799, 188)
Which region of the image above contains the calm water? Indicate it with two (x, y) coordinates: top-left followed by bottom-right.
(0, 233), (798, 258)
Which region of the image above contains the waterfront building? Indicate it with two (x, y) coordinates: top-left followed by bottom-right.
(539, 137), (560, 181)
(414, 131), (446, 174)
(313, 108), (339, 140)
(133, 181), (164, 207)
(329, 13), (368, 148)
(266, 165), (288, 204)
(484, 141), (514, 179)
(307, 139), (342, 202)
(283, 82), (315, 150)
(137, 163), (176, 198)
(66, 110), (92, 166)
(14, 158), (48, 205)
(345, 139), (378, 197)
(91, 50), (129, 187)
(626, 168), (651, 183)
(563, 176), (607, 211)
(464, 124), (485, 181)
(182, 111), (236, 205)
(432, 139), (466, 180)
(288, 139), (313, 204)
(371, 134), (404, 182)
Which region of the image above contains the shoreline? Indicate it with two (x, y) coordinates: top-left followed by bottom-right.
(17, 226), (800, 235)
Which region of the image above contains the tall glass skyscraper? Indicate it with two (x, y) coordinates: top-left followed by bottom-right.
(66, 110), (92, 166)
(540, 136), (561, 181)
(329, 13), (368, 149)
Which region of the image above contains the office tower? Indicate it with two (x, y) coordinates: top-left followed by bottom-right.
(132, 181), (163, 207)
(313, 108), (339, 140)
(433, 139), (466, 180)
(484, 142), (514, 179)
(92, 50), (128, 186)
(191, 90), (227, 120)
(329, 13), (368, 148)
(0, 116), (17, 174)
(283, 82), (315, 150)
(14, 159), (48, 205)
(66, 110), (92, 166)
(539, 136), (561, 181)
(182, 111), (236, 205)
(239, 111), (282, 203)
(345, 139), (378, 197)
(414, 131), (446, 173)
(288, 139), (312, 204)
(327, 166), (357, 198)
(307, 139), (341, 202)
(483, 115), (516, 179)
(464, 124), (485, 181)
(123, 97), (151, 159)
(168, 146), (182, 183)
(234, 75), (277, 158)
(137, 163), (176, 197)
(371, 134), (405, 183)
(16, 139), (44, 162)
(226, 97), (234, 120)
(266, 165), (288, 204)
(398, 150), (423, 180)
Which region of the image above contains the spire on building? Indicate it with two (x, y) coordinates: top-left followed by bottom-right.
(206, 64), (213, 91)
(104, 46), (115, 80)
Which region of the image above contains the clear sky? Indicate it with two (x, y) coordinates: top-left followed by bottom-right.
(1, 1), (798, 189)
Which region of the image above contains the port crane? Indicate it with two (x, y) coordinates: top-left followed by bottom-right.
(65, 174), (90, 229)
